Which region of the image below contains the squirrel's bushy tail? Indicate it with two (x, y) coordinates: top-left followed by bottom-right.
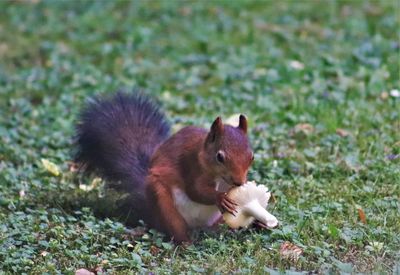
(75, 91), (170, 194)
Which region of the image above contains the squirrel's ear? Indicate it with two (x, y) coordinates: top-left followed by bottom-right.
(238, 114), (247, 134)
(206, 116), (224, 144)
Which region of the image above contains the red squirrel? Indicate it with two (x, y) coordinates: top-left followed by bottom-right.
(75, 92), (254, 243)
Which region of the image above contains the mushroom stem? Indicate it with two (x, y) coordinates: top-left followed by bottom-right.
(243, 201), (278, 228)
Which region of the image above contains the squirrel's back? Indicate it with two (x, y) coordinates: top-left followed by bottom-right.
(75, 91), (170, 192)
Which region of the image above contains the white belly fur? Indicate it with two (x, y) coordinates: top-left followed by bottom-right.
(172, 188), (221, 228)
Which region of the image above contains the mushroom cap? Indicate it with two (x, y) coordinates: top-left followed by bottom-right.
(223, 181), (276, 229)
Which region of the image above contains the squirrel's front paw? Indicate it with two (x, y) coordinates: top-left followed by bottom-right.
(252, 220), (268, 230)
(252, 220), (279, 230)
(216, 192), (238, 216)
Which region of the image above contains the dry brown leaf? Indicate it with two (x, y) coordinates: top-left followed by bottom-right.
(0, 43), (8, 56)
(336, 128), (350, 137)
(293, 123), (314, 136)
(279, 241), (303, 262)
(14, 0), (41, 3)
(357, 208), (367, 224)
(100, 259), (109, 266)
(380, 91), (389, 100)
(75, 269), (94, 275)
(179, 6), (192, 16)
(150, 245), (161, 256)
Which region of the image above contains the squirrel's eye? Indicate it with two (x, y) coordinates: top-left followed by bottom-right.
(216, 150), (225, 164)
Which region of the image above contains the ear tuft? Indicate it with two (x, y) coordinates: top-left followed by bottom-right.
(238, 114), (247, 133)
(211, 116), (223, 131)
(206, 116), (224, 144)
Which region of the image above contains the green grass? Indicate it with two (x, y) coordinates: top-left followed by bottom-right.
(0, 0), (399, 274)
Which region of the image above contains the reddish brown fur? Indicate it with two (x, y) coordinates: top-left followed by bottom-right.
(146, 117), (253, 243)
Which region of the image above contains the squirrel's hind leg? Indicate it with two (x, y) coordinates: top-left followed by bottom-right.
(146, 181), (191, 244)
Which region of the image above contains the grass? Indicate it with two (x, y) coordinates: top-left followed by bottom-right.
(0, 0), (399, 274)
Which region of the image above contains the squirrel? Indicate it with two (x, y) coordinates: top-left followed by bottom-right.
(75, 91), (254, 243)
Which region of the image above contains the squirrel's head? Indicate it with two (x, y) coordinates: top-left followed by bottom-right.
(203, 115), (253, 186)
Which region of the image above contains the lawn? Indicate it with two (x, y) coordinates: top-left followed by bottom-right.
(0, 1), (399, 274)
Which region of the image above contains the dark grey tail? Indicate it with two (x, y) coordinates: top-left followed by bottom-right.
(75, 91), (170, 193)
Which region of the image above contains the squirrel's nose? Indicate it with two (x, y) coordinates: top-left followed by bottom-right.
(230, 175), (247, 186)
(232, 180), (245, 186)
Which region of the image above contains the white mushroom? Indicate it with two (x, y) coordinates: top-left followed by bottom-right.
(223, 181), (278, 229)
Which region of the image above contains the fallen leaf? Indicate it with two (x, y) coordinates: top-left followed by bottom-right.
(101, 259), (109, 265)
(336, 128), (350, 137)
(0, 43), (8, 56)
(279, 241), (303, 262)
(380, 91), (389, 100)
(15, 0), (41, 3)
(41, 158), (60, 176)
(75, 269), (94, 275)
(150, 245), (160, 256)
(179, 6), (192, 16)
(293, 123), (314, 136)
(357, 208), (367, 224)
